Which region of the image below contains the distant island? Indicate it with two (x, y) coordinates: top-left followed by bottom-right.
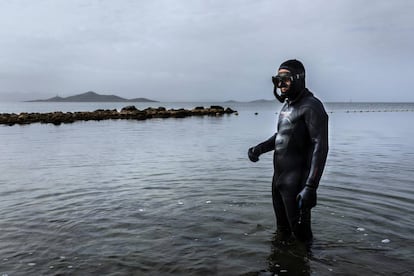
(248, 99), (276, 103)
(224, 99), (276, 103)
(26, 91), (158, 102)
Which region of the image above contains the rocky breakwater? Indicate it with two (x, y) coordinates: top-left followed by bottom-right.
(0, 105), (237, 126)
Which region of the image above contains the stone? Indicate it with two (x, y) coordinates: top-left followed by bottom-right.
(121, 105), (138, 112)
(0, 106), (238, 126)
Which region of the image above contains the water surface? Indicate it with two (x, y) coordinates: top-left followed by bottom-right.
(0, 102), (413, 275)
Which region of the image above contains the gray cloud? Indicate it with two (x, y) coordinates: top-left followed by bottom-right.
(0, 0), (413, 102)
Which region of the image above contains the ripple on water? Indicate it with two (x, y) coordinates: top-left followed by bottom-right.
(1, 107), (414, 275)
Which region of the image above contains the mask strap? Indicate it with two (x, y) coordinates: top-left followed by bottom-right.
(273, 84), (285, 103)
(295, 72), (305, 80)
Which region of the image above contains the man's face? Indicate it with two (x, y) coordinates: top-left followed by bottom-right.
(278, 69), (292, 94)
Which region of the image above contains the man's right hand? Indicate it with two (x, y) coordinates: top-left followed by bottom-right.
(248, 147), (260, 162)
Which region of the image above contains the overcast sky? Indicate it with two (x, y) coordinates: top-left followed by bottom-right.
(0, 0), (413, 102)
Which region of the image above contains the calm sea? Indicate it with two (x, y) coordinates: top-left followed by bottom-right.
(0, 101), (413, 275)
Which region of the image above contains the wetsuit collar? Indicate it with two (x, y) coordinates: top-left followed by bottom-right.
(287, 88), (310, 105)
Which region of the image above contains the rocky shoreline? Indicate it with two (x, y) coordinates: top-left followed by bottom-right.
(0, 105), (238, 126)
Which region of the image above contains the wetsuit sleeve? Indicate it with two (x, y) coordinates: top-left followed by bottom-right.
(254, 133), (276, 155)
(303, 105), (329, 189)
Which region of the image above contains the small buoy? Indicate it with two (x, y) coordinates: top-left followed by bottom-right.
(254, 112), (258, 115)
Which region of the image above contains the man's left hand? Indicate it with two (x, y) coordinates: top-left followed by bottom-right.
(297, 185), (317, 209)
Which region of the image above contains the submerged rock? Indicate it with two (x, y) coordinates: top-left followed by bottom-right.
(0, 105), (238, 126)
(121, 105), (138, 112)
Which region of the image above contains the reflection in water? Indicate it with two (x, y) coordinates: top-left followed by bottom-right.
(266, 234), (311, 275)
(244, 234), (311, 276)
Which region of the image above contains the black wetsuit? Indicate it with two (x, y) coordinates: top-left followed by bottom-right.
(252, 88), (328, 241)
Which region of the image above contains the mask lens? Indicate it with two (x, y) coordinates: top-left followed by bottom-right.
(272, 74), (292, 88)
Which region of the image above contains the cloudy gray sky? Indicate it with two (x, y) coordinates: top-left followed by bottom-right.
(0, 0), (413, 102)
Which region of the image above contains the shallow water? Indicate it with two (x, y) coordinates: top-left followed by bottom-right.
(0, 102), (413, 275)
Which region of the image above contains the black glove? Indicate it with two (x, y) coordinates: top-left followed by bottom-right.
(296, 185), (317, 209)
(248, 147), (260, 162)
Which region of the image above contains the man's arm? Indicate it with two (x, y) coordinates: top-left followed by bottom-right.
(304, 104), (329, 188)
(297, 103), (328, 209)
(248, 133), (276, 162)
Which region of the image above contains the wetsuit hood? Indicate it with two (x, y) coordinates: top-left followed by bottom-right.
(275, 59), (306, 103)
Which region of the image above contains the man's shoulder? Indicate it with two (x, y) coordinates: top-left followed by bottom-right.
(300, 91), (327, 115)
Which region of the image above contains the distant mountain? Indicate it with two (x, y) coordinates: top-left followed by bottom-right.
(129, 97), (158, 102)
(248, 99), (276, 103)
(27, 91), (158, 102)
(224, 99), (276, 103)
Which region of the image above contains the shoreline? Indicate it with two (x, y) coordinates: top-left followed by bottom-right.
(0, 105), (238, 126)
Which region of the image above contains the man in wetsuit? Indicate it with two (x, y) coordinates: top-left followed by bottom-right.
(248, 59), (328, 243)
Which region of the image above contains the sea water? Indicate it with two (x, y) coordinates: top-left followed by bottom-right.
(0, 101), (413, 275)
